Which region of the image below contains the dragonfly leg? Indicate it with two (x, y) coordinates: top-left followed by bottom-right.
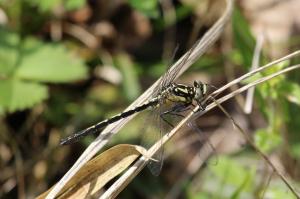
(160, 114), (174, 127)
(163, 103), (191, 116)
(160, 103), (191, 127)
(198, 101), (207, 111)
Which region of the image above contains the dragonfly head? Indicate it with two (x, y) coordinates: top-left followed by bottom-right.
(194, 81), (208, 101)
(194, 81), (217, 108)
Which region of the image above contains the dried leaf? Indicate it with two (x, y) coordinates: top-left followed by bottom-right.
(38, 144), (146, 199)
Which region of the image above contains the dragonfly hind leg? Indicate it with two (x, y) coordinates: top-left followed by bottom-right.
(160, 103), (192, 127)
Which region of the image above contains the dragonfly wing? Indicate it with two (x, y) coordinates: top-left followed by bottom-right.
(187, 120), (219, 165)
(140, 107), (165, 176)
(142, 40), (200, 175)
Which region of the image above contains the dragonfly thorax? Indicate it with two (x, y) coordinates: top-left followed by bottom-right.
(162, 83), (195, 104)
(160, 81), (208, 105)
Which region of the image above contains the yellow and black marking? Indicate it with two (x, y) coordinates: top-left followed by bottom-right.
(170, 83), (195, 103)
(60, 98), (160, 145)
(60, 81), (208, 145)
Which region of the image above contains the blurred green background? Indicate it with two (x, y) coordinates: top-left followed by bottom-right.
(0, 0), (300, 198)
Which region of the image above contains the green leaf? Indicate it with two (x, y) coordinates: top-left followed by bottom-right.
(278, 81), (300, 106)
(0, 29), (88, 83)
(0, 29), (88, 112)
(114, 53), (141, 101)
(0, 78), (48, 112)
(0, 28), (20, 76)
(153, 4), (192, 30)
(242, 72), (262, 84)
(232, 7), (255, 68)
(209, 156), (255, 191)
(65, 0), (86, 10)
(290, 144), (300, 159)
(264, 186), (297, 199)
(25, 0), (62, 12)
(15, 38), (88, 83)
(147, 61), (166, 78)
(254, 129), (282, 153)
(189, 192), (211, 199)
(128, 0), (159, 18)
(25, 0), (85, 12)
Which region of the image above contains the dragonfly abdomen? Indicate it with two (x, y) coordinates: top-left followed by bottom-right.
(100, 99), (159, 124)
(60, 98), (159, 145)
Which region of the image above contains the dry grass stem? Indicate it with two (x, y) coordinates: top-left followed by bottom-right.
(208, 50), (300, 102)
(212, 98), (300, 198)
(244, 33), (264, 114)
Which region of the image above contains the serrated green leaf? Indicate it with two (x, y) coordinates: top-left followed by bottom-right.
(15, 38), (88, 83)
(0, 29), (88, 113)
(128, 0), (159, 18)
(0, 29), (88, 83)
(0, 78), (48, 112)
(0, 28), (20, 76)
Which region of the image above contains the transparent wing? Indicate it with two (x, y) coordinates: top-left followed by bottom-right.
(140, 107), (165, 176)
(160, 41), (199, 89)
(187, 120), (218, 165)
(143, 102), (190, 175)
(143, 41), (200, 175)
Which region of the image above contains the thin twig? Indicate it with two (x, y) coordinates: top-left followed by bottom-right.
(212, 97), (300, 198)
(197, 50), (300, 116)
(260, 171), (274, 199)
(165, 130), (226, 199)
(206, 64), (300, 114)
(64, 23), (99, 49)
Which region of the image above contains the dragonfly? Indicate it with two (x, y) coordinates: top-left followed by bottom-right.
(60, 44), (211, 174)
